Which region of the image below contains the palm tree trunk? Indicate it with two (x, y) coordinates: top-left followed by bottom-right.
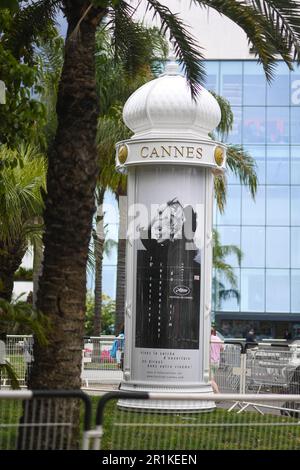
(93, 187), (105, 336)
(29, 3), (106, 391)
(0, 240), (27, 302)
(32, 239), (44, 309)
(115, 189), (127, 334)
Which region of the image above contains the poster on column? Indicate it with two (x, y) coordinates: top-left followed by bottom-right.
(133, 165), (205, 382)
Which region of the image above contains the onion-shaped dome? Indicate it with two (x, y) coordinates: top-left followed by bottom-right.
(123, 60), (221, 141)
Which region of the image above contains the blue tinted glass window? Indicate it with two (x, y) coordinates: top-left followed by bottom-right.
(241, 226), (265, 268)
(266, 227), (290, 268)
(267, 62), (290, 105)
(291, 270), (300, 312)
(217, 226), (241, 268)
(243, 107), (266, 144)
(242, 185), (265, 225)
(243, 61), (266, 106)
(217, 185), (241, 225)
(291, 186), (300, 225)
(241, 269), (265, 311)
(291, 228), (300, 268)
(266, 270), (290, 312)
(291, 147), (300, 185)
(266, 107), (289, 144)
(220, 62), (242, 105)
(243, 145), (265, 185)
(266, 186), (290, 226)
(291, 108), (300, 143)
(291, 66), (300, 105)
(215, 268), (240, 312)
(205, 61), (219, 93)
(266, 146), (290, 185)
(227, 107), (242, 144)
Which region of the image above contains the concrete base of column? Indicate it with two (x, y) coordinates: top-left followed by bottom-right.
(118, 381), (216, 412)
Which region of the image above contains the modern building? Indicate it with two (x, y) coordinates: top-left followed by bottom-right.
(100, 1), (300, 340)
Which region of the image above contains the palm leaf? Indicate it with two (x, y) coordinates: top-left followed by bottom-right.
(0, 361), (20, 389)
(141, 0), (206, 97)
(3, 0), (61, 61)
(249, 1), (300, 64)
(0, 299), (50, 346)
(193, 0), (284, 81)
(226, 144), (258, 199)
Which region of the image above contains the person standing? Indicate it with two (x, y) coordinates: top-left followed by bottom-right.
(210, 328), (224, 394)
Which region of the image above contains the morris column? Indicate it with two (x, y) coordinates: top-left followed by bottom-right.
(116, 60), (226, 411)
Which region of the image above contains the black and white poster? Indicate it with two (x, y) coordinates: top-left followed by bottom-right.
(134, 166), (204, 353)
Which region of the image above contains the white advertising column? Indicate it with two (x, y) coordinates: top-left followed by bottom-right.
(115, 61), (226, 411)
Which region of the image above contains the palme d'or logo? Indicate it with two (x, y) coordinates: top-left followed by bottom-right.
(214, 146), (224, 166)
(118, 144), (128, 164)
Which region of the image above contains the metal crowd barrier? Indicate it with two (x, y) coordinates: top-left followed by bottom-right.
(1, 335), (34, 387)
(90, 391), (300, 450)
(0, 390), (92, 450)
(81, 336), (123, 387)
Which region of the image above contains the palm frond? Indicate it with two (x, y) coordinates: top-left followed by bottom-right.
(0, 361), (20, 389)
(226, 144), (258, 199)
(193, 0), (285, 81)
(140, 0), (206, 97)
(3, 0), (61, 61)
(249, 1), (300, 64)
(210, 91), (234, 139)
(214, 173), (227, 213)
(108, 3), (168, 77)
(0, 145), (46, 246)
(0, 299), (50, 345)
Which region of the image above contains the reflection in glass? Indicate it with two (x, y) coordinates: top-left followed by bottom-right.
(243, 145), (265, 185)
(267, 62), (290, 105)
(291, 108), (300, 143)
(244, 62), (266, 106)
(214, 268), (240, 312)
(220, 61), (242, 105)
(266, 146), (290, 184)
(217, 185), (241, 225)
(291, 270), (300, 312)
(291, 228), (300, 269)
(266, 186), (290, 226)
(217, 226), (241, 268)
(266, 270), (290, 312)
(291, 186), (300, 225)
(227, 107), (242, 144)
(242, 185), (265, 225)
(241, 227), (265, 268)
(241, 269), (265, 311)
(243, 107), (266, 144)
(205, 61), (219, 93)
(267, 107), (289, 144)
(291, 67), (300, 105)
(291, 147), (300, 185)
(266, 227), (290, 268)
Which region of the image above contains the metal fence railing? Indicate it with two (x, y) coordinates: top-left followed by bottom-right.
(81, 336), (124, 387)
(213, 341), (300, 397)
(90, 392), (300, 451)
(1, 335), (34, 388)
(1, 390), (300, 450)
(0, 390), (92, 450)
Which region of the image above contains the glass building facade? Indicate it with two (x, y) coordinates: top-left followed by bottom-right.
(94, 60), (300, 340)
(208, 60), (300, 339)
